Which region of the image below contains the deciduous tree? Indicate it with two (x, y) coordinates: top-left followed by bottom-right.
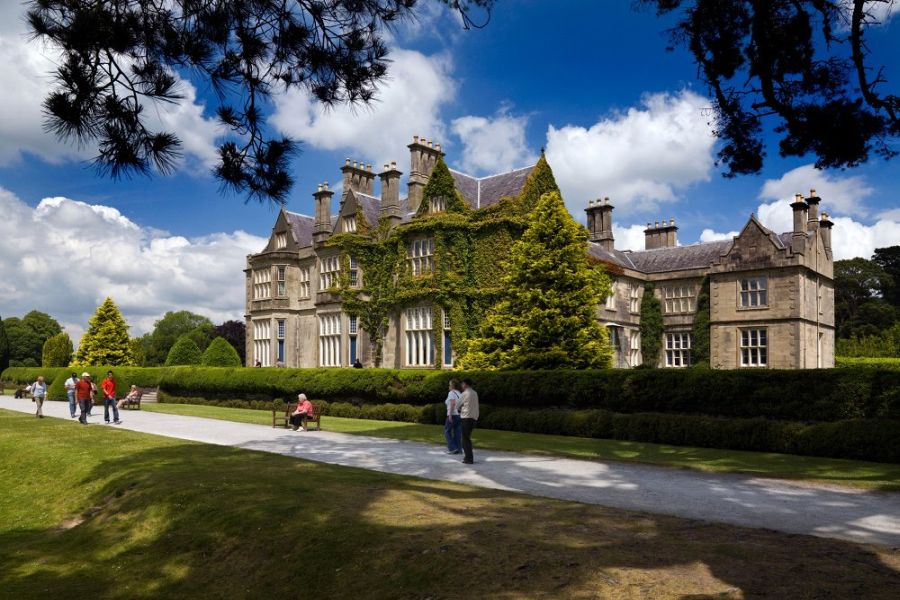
(145, 311), (214, 366)
(0, 315), (8, 372)
(214, 321), (247, 364)
(42, 332), (74, 367)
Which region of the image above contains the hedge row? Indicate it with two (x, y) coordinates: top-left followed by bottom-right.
(836, 357), (900, 369)
(154, 394), (900, 463)
(4, 365), (900, 422)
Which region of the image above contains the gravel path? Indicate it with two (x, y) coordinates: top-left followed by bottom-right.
(3, 396), (899, 547)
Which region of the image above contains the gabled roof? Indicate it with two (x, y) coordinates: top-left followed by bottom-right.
(284, 210), (315, 247)
(449, 166), (534, 209)
(348, 192), (382, 229)
(626, 240), (734, 273)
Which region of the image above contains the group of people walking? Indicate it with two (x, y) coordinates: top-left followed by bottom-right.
(25, 370), (139, 425)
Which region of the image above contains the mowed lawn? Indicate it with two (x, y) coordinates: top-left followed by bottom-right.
(1, 410), (899, 599)
(144, 403), (900, 490)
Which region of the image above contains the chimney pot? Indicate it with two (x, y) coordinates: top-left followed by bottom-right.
(436, 143), (441, 151)
(391, 161), (397, 168)
(345, 157), (350, 165)
(810, 189), (816, 197)
(655, 221), (660, 228)
(670, 219), (675, 226)
(413, 135), (418, 143)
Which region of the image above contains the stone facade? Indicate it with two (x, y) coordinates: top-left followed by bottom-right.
(245, 138), (835, 370)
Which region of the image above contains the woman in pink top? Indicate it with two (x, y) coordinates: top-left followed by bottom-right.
(290, 393), (314, 431)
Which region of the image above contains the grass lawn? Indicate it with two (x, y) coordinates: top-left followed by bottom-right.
(2, 409), (899, 599)
(144, 402), (900, 491)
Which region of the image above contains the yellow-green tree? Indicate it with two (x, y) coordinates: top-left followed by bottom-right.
(460, 191), (613, 370)
(75, 298), (134, 366)
(42, 332), (74, 367)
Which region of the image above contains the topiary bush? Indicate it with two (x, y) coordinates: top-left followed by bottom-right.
(201, 337), (242, 367)
(165, 336), (202, 366)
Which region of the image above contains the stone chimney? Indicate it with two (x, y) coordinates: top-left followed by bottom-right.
(585, 197), (615, 251)
(379, 160), (403, 226)
(819, 211), (834, 260)
(790, 193), (808, 255)
(407, 135), (444, 213)
(806, 189), (821, 232)
(341, 158), (376, 195)
(313, 182), (334, 244)
(644, 219), (678, 250)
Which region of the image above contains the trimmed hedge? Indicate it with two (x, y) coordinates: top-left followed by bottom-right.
(4, 365), (900, 422)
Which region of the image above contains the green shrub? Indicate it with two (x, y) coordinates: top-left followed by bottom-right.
(201, 337), (242, 367)
(165, 336), (202, 366)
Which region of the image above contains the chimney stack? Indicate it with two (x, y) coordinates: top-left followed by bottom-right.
(585, 197), (615, 251)
(790, 193), (808, 255)
(644, 219), (678, 250)
(341, 159), (376, 195)
(806, 189), (821, 231)
(407, 134), (444, 213)
(379, 161), (403, 227)
(313, 182), (334, 244)
(819, 211), (834, 260)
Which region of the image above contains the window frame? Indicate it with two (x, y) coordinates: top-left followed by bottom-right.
(405, 306), (434, 367)
(664, 332), (692, 368)
(739, 328), (768, 367)
(407, 238), (434, 276)
(738, 276), (769, 309)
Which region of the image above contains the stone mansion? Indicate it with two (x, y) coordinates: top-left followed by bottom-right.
(245, 137), (835, 370)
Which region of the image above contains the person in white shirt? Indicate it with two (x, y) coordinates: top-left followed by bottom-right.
(444, 379), (462, 455)
(457, 378), (480, 465)
(31, 376), (48, 418)
(64, 372), (79, 418)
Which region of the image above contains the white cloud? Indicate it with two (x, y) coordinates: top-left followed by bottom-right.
(758, 164), (874, 216)
(269, 48), (456, 169)
(699, 228), (739, 243)
(545, 90), (716, 216)
(0, 18), (223, 172)
(839, 1), (898, 25)
(0, 187), (265, 345)
(698, 166), (899, 260)
(612, 224), (648, 252)
(450, 106), (537, 175)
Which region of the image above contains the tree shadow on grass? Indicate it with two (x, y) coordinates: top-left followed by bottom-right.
(0, 442), (898, 599)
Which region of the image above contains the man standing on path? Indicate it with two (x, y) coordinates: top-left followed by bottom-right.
(75, 373), (93, 424)
(31, 376), (48, 418)
(102, 371), (121, 424)
(64, 372), (79, 418)
(458, 378), (479, 465)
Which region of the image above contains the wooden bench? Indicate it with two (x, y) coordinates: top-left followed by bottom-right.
(272, 402), (321, 431)
(121, 387), (158, 410)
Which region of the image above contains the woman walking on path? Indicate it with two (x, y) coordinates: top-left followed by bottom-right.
(457, 378), (480, 465)
(444, 379), (462, 455)
(31, 376), (47, 418)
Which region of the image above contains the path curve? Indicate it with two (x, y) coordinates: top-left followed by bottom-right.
(3, 396), (899, 547)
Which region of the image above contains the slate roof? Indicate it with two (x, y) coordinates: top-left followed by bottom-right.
(353, 192), (383, 229)
(450, 166), (534, 208)
(284, 210), (315, 247)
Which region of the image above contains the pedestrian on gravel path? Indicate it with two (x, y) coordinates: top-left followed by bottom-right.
(101, 371), (121, 424)
(64, 372), (79, 418)
(457, 378), (479, 465)
(75, 372), (93, 424)
(444, 379), (462, 455)
(31, 376), (47, 418)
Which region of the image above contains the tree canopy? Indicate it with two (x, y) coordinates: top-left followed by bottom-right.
(460, 190), (613, 370)
(201, 337), (243, 367)
(2, 311), (63, 367)
(75, 298), (134, 366)
(42, 332), (74, 367)
(0, 315), (8, 372)
(28, 0), (493, 204)
(143, 311), (214, 366)
(166, 336), (203, 366)
(834, 254), (897, 338)
(644, 0), (899, 176)
(213, 321), (247, 365)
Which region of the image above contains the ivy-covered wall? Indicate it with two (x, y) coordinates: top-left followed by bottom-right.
(329, 154), (565, 368)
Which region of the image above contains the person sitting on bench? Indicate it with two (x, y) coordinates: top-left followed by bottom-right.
(117, 385), (140, 409)
(290, 394), (314, 431)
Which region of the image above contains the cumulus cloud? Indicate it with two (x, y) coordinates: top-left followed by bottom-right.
(269, 48), (456, 169)
(0, 187), (265, 345)
(0, 17), (223, 171)
(545, 90), (716, 216)
(698, 165), (899, 260)
(699, 229), (739, 243)
(612, 224), (648, 252)
(450, 106), (537, 175)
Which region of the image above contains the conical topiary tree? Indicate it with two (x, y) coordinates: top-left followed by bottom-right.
(201, 336), (242, 367)
(691, 277), (711, 367)
(459, 190), (613, 370)
(42, 332), (74, 367)
(639, 284), (663, 368)
(165, 335), (202, 366)
(75, 298), (134, 366)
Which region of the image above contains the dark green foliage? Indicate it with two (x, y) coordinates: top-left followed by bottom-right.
(461, 191), (613, 369)
(214, 321), (246, 364)
(42, 333), (73, 367)
(145, 311), (214, 366)
(75, 298), (134, 366)
(645, 1), (900, 176)
(2, 311), (63, 366)
(165, 336), (203, 366)
(416, 157), (468, 216)
(0, 315), (8, 372)
(201, 337), (242, 367)
(129, 338), (146, 367)
(639, 284), (663, 367)
(835, 256), (896, 338)
(873, 246), (900, 307)
(691, 277), (711, 366)
(516, 153), (559, 214)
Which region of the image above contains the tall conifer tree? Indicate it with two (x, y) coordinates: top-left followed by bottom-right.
(75, 298), (134, 366)
(639, 284), (663, 368)
(460, 191), (613, 369)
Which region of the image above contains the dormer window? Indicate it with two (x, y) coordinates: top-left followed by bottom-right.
(429, 197), (446, 213)
(343, 215), (357, 233)
(275, 232), (287, 249)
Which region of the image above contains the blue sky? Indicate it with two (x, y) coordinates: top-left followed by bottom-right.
(0, 0), (898, 339)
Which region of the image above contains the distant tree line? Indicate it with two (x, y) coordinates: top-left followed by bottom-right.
(835, 245), (900, 357)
